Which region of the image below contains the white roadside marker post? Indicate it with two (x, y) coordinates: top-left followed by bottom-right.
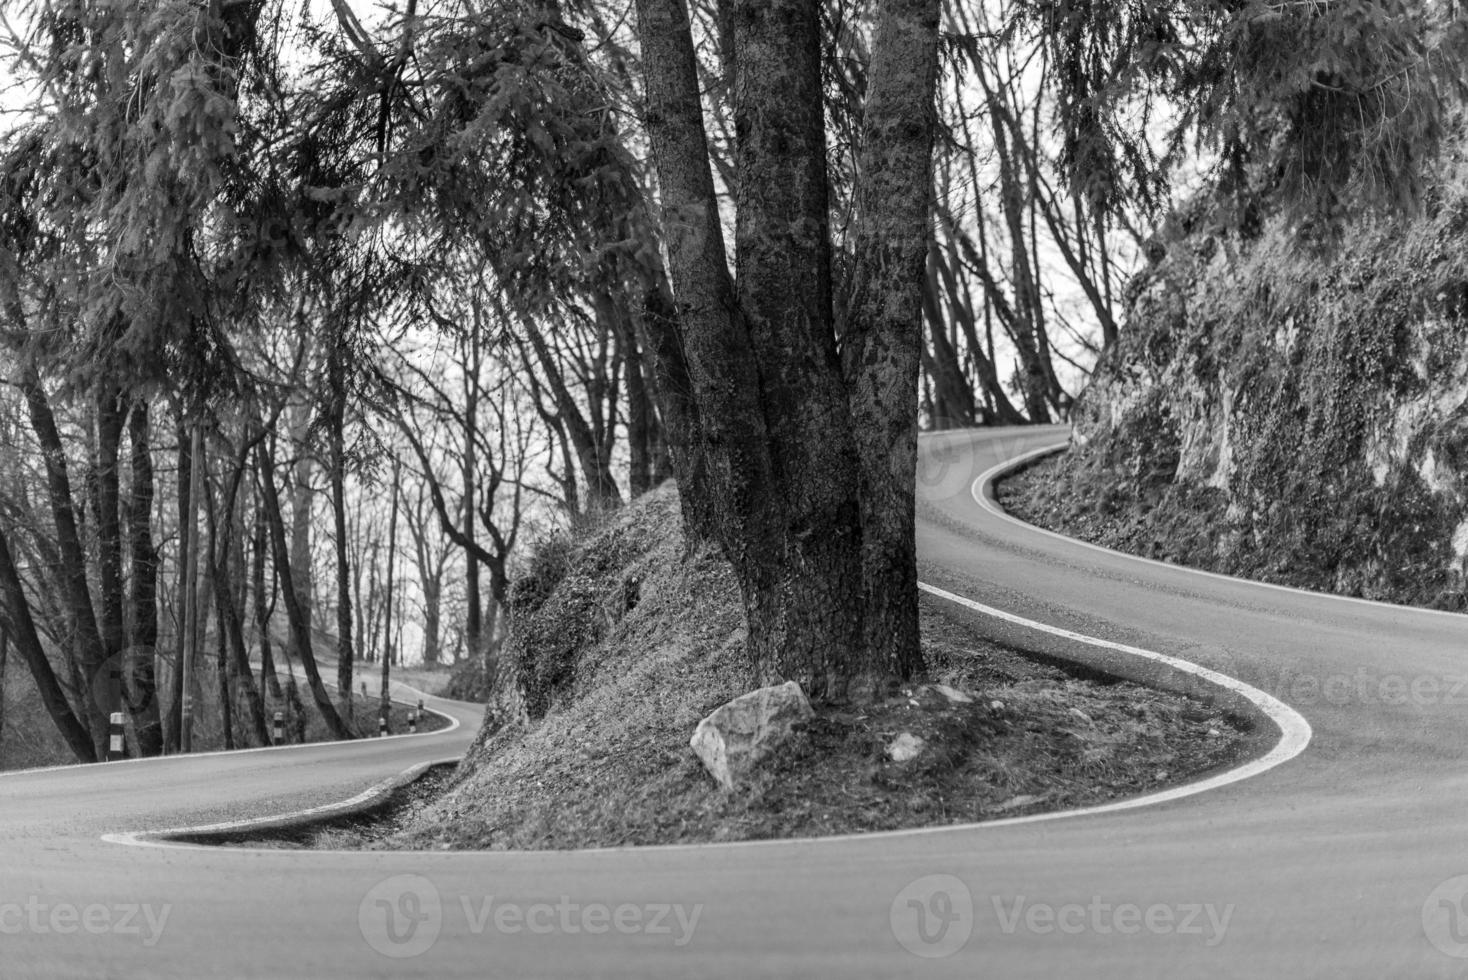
(378, 715), (388, 737)
(272, 710), (284, 745)
(107, 711), (124, 761)
(408, 710), (417, 734)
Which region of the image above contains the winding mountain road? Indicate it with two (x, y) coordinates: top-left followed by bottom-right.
(5, 425), (1466, 977)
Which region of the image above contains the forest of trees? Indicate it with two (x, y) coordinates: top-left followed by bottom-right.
(0, 0), (1460, 762)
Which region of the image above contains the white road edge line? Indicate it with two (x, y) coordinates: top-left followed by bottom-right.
(100, 758), (461, 849)
(975, 440), (1468, 620)
(1, 684), (460, 781)
(916, 580), (1312, 823)
(100, 434), (1313, 854)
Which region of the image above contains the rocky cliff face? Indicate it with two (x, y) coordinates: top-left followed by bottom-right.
(1053, 167), (1468, 609)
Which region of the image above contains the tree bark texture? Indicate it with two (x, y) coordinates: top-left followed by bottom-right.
(631, 0), (944, 696)
(839, 0), (942, 684)
(125, 401), (164, 755)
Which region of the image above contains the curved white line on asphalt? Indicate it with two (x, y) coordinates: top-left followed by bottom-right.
(974, 440), (1468, 621)
(915, 581), (1312, 821)
(100, 758), (461, 849)
(0, 686), (459, 781)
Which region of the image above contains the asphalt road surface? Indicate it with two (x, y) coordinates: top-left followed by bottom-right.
(5, 425), (1467, 978)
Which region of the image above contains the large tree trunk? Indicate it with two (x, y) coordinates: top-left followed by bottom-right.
(635, 0), (867, 697)
(627, 0), (950, 697)
(839, 0), (942, 684)
(125, 400), (164, 756)
(628, 0), (746, 549)
(732, 0), (869, 694)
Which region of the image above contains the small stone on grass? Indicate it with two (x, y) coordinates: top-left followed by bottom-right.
(887, 732), (925, 763)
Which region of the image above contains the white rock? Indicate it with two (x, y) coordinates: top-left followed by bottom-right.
(887, 732), (925, 763)
(928, 684), (973, 704)
(689, 681), (813, 789)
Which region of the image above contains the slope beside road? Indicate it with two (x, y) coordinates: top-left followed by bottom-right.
(3, 426), (1466, 977)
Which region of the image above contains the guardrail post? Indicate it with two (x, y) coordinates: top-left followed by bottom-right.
(107, 711), (124, 761)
